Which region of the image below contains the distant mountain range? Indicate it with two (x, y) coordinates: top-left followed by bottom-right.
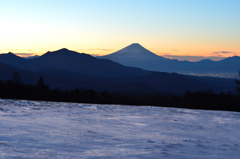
(99, 43), (240, 75)
(24, 55), (40, 59)
(0, 48), (236, 95)
(0, 49), (151, 78)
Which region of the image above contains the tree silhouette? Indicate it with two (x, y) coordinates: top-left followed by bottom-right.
(37, 76), (50, 91)
(12, 72), (23, 85)
(235, 70), (240, 92)
(37, 77), (45, 88)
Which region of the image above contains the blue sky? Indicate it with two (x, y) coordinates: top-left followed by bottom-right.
(0, 0), (239, 61)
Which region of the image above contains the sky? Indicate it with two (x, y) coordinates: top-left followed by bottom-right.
(0, 0), (239, 61)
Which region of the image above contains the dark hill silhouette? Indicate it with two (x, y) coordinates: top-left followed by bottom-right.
(0, 62), (233, 95)
(2, 47), (239, 76)
(37, 67), (90, 79)
(0, 48), (152, 78)
(0, 63), (159, 94)
(220, 56), (240, 63)
(36, 67), (215, 94)
(34, 48), (154, 78)
(2, 46), (240, 76)
(0, 52), (28, 69)
(0, 48), (236, 95)
(128, 72), (211, 94)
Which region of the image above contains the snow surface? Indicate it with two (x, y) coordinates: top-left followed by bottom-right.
(0, 99), (240, 158)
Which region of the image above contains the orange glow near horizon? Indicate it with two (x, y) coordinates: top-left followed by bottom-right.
(1, 44), (239, 62)
(0, 1), (239, 62)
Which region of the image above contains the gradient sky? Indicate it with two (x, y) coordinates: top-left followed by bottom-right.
(0, 0), (239, 61)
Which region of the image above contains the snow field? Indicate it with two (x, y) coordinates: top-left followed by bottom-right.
(0, 99), (240, 158)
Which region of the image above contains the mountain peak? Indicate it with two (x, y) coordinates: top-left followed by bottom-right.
(41, 48), (75, 58)
(131, 43), (140, 45)
(7, 52), (15, 55)
(47, 48), (78, 55)
(119, 43), (148, 54)
(101, 43), (161, 60)
(221, 55), (240, 63)
(56, 48), (71, 52)
(4, 52), (20, 58)
(40, 48), (95, 61)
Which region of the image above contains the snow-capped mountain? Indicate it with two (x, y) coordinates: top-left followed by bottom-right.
(101, 43), (168, 60)
(99, 43), (240, 75)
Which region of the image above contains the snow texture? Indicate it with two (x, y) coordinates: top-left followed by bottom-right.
(0, 99), (240, 158)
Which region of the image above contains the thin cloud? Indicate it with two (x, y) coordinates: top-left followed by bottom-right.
(15, 53), (36, 56)
(76, 49), (88, 52)
(76, 48), (113, 52)
(89, 54), (102, 57)
(156, 52), (171, 55)
(213, 51), (233, 54)
(172, 49), (178, 52)
(163, 55), (225, 62)
(14, 53), (37, 57)
(4, 49), (33, 52)
(6, 49), (20, 51)
(96, 48), (114, 51)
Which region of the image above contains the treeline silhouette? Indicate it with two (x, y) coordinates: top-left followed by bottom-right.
(1, 72), (240, 112)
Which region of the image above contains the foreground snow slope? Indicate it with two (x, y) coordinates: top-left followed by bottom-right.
(0, 99), (240, 158)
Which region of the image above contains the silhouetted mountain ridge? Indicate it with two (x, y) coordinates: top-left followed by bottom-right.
(220, 56), (240, 63)
(0, 47), (236, 95)
(99, 44), (240, 74)
(0, 63), (160, 94)
(0, 48), (152, 78)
